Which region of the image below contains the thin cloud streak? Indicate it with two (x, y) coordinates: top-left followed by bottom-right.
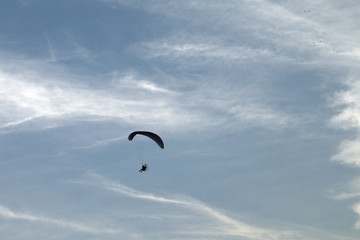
(0, 116), (42, 129)
(71, 136), (127, 150)
(0, 204), (119, 234)
(83, 172), (188, 205)
(78, 172), (299, 240)
(332, 192), (360, 201)
(111, 71), (177, 95)
(138, 41), (274, 62)
(329, 178), (360, 201)
(44, 31), (93, 63)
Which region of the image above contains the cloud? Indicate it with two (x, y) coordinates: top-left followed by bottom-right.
(0, 50), (294, 135)
(0, 204), (119, 234)
(66, 171), (359, 240)
(110, 1), (312, 47)
(111, 70), (177, 95)
(329, 177), (360, 201)
(108, 0), (360, 72)
(44, 31), (93, 63)
(1, 1), (359, 238)
(353, 203), (360, 230)
(2, 0), (319, 134)
(330, 77), (360, 129)
(332, 192), (360, 201)
(70, 136), (127, 150)
(0, 59), (209, 132)
(137, 40), (275, 64)
(331, 139), (360, 167)
(329, 76), (360, 166)
(327, 59), (360, 232)
(70, 171), (329, 240)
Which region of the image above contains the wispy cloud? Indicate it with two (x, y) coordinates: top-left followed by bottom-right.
(332, 192), (360, 201)
(137, 40), (275, 64)
(0, 51), (293, 134)
(330, 189), (360, 233)
(327, 50), (360, 232)
(331, 139), (360, 167)
(0, 204), (119, 234)
(329, 76), (360, 166)
(2, 0), (322, 134)
(0, 59), (208, 132)
(70, 171), (349, 240)
(70, 136), (127, 150)
(353, 203), (360, 230)
(44, 31), (93, 63)
(111, 70), (177, 95)
(68, 171), (359, 240)
(329, 176), (360, 203)
(112, 0), (354, 63)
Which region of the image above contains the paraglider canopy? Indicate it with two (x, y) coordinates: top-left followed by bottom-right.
(128, 131), (164, 149)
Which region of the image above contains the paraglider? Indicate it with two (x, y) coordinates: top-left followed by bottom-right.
(128, 131), (164, 172)
(139, 164), (148, 172)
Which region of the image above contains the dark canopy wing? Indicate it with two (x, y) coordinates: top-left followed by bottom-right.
(128, 131), (164, 149)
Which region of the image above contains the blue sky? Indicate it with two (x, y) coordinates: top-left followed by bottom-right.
(1, 0), (360, 239)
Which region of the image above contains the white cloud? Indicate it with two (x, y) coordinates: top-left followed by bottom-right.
(66, 171), (359, 240)
(228, 103), (290, 128)
(70, 136), (127, 150)
(328, 61), (360, 232)
(0, 62), (208, 132)
(0, 204), (119, 234)
(73, 172), (297, 240)
(114, 0), (360, 72)
(331, 139), (360, 167)
(334, 192), (360, 201)
(111, 71), (177, 95)
(329, 177), (360, 201)
(138, 40), (274, 63)
(102, 0), (360, 55)
(0, 52), (293, 134)
(329, 77), (360, 166)
(44, 31), (93, 63)
(353, 203), (360, 229)
(3, 0), (323, 135)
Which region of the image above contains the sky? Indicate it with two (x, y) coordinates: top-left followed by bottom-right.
(0, 0), (360, 239)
